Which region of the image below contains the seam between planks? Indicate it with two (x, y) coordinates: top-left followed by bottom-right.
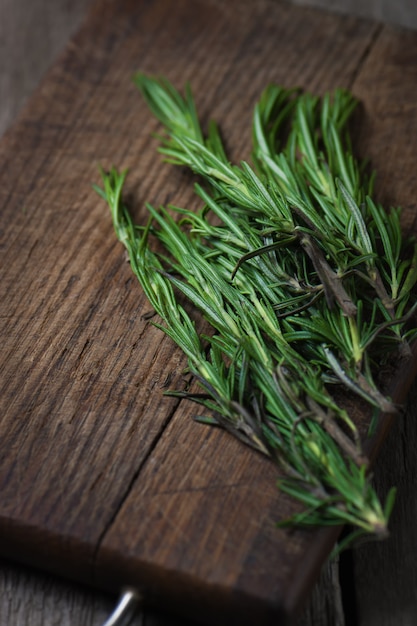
(348, 23), (384, 89)
(90, 396), (184, 585)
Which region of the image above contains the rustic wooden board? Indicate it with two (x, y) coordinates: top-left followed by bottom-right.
(291, 0), (417, 30)
(0, 1), (416, 624)
(0, 0), (93, 136)
(344, 24), (417, 626)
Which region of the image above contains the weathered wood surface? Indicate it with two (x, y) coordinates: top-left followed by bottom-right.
(353, 384), (417, 626)
(0, 0), (93, 136)
(291, 0), (417, 30)
(1, 0), (417, 624)
(0, 556), (343, 625)
(349, 24), (417, 625)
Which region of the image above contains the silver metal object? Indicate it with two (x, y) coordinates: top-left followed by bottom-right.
(101, 588), (143, 626)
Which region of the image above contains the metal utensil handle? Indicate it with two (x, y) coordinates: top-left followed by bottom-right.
(101, 588), (143, 626)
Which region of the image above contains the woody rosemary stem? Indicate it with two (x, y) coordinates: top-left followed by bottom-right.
(95, 75), (417, 548)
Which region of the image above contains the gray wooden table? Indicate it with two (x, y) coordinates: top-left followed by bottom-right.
(1, 1), (416, 624)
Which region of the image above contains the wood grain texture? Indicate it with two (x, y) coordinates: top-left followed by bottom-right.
(348, 24), (417, 625)
(0, 556), (342, 626)
(0, 557), (195, 626)
(0, 0), (192, 584)
(0, 0), (93, 136)
(0, 0), (416, 624)
(0, 559), (117, 626)
(290, 0), (417, 30)
(355, 384), (417, 626)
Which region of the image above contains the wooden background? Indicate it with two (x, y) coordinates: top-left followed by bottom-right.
(2, 0), (417, 139)
(1, 1), (417, 625)
(291, 0), (417, 30)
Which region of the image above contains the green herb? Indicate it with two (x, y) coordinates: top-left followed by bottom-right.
(95, 75), (417, 547)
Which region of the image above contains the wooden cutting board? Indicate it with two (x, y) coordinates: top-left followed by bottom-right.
(1, 1), (417, 623)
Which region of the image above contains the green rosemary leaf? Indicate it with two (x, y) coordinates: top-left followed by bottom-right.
(399, 242), (417, 300)
(338, 180), (373, 257)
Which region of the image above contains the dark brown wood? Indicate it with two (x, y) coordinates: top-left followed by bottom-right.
(0, 0), (93, 136)
(0, 1), (415, 625)
(347, 24), (417, 625)
(0, 559), (118, 626)
(291, 0), (417, 30)
(0, 556), (344, 626)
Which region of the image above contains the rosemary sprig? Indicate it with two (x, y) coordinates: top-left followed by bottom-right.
(95, 75), (417, 545)
(135, 74), (417, 400)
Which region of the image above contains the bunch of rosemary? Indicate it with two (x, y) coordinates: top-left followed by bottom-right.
(96, 75), (417, 547)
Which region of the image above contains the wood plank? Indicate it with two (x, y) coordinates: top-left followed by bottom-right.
(0, 0), (413, 624)
(0, 0), (193, 583)
(0, 0), (94, 591)
(0, 0), (93, 136)
(0, 557), (193, 626)
(290, 0), (417, 30)
(0, 559), (117, 626)
(347, 24), (417, 625)
(0, 556), (344, 625)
